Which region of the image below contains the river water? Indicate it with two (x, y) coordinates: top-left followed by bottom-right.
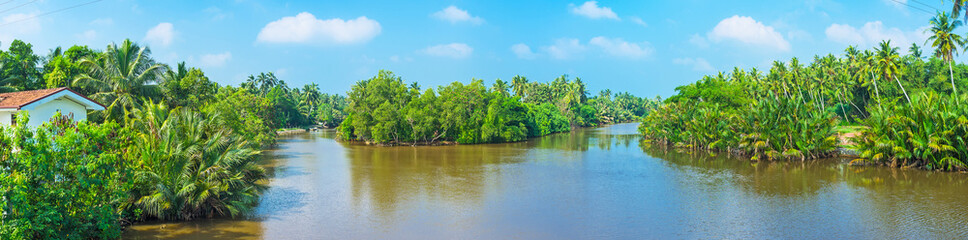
(124, 123), (968, 239)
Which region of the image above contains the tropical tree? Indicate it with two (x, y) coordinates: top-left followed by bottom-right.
(926, 11), (966, 96)
(492, 79), (510, 96)
(511, 75), (528, 98)
(74, 39), (165, 122)
(875, 40), (911, 104)
(302, 83), (321, 110)
(909, 43), (923, 59)
(125, 101), (268, 220)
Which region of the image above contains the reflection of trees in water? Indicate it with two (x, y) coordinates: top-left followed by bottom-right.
(346, 144), (529, 219)
(640, 141), (847, 196)
(525, 127), (640, 152)
(640, 141), (968, 237)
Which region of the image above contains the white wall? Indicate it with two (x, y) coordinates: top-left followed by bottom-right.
(24, 97), (88, 127)
(0, 110), (13, 126)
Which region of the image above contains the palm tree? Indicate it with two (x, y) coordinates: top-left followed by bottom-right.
(926, 11), (966, 97)
(74, 39), (165, 122)
(951, 0), (968, 21)
(126, 101), (267, 220)
(302, 83), (321, 109)
(511, 75), (529, 98)
(909, 43), (923, 59)
(875, 40), (911, 104)
(491, 79), (509, 96)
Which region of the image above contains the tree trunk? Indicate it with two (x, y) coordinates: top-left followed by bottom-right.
(871, 70), (882, 107)
(950, 61), (958, 97)
(894, 75), (911, 104)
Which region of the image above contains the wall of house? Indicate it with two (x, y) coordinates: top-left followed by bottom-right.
(0, 110), (13, 126)
(26, 97), (88, 127)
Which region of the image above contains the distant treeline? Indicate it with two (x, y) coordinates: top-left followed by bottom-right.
(339, 70), (659, 145)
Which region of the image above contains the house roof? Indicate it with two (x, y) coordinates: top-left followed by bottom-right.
(0, 87), (106, 110)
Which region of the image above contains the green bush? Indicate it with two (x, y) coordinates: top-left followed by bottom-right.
(0, 113), (128, 239)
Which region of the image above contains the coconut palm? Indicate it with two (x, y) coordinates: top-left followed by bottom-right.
(74, 39), (165, 122)
(491, 79), (509, 96)
(926, 11), (966, 97)
(875, 40), (911, 104)
(511, 75), (529, 98)
(951, 0), (968, 21)
(909, 43), (924, 59)
(302, 83), (321, 109)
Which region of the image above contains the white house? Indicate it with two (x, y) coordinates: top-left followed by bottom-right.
(0, 87), (105, 127)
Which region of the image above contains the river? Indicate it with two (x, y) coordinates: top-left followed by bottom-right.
(123, 123), (968, 239)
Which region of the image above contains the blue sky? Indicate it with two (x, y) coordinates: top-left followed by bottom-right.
(0, 0), (949, 97)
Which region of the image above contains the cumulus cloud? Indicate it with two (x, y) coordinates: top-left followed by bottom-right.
(825, 21), (928, 48)
(589, 36), (652, 59)
(200, 52), (232, 67)
(257, 12), (381, 45)
(145, 22), (175, 47)
(432, 6), (484, 25)
(543, 38), (587, 60)
(569, 1), (618, 20)
(421, 43), (473, 59)
(673, 57), (714, 72)
(511, 43), (537, 59)
(707, 15), (790, 51)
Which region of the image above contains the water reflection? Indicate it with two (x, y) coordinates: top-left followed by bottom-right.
(123, 123), (968, 239)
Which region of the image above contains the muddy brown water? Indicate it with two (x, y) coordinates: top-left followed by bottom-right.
(123, 123), (968, 239)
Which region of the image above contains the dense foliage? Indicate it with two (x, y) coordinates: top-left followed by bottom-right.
(340, 71), (658, 145)
(0, 114), (128, 239)
(642, 9), (968, 166)
(0, 38), (347, 238)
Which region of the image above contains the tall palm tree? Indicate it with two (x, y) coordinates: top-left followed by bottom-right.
(909, 43), (923, 59)
(492, 79), (509, 96)
(951, 0), (968, 21)
(860, 50), (883, 106)
(875, 40), (911, 104)
(511, 75), (528, 98)
(926, 11), (966, 96)
(74, 39), (165, 122)
(302, 83), (321, 109)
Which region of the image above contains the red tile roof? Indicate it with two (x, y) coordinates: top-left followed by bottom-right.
(0, 88), (104, 110)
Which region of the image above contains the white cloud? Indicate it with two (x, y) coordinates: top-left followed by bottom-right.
(630, 17), (647, 27)
(145, 22), (175, 47)
(825, 21), (928, 48)
(569, 1), (618, 20)
(257, 12), (381, 45)
(432, 6), (484, 25)
(390, 55), (400, 62)
(673, 57), (715, 72)
(542, 38), (586, 60)
(511, 43), (537, 59)
(0, 13), (40, 45)
(708, 15), (790, 51)
(200, 52), (232, 67)
(421, 43), (473, 59)
(589, 36), (652, 59)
